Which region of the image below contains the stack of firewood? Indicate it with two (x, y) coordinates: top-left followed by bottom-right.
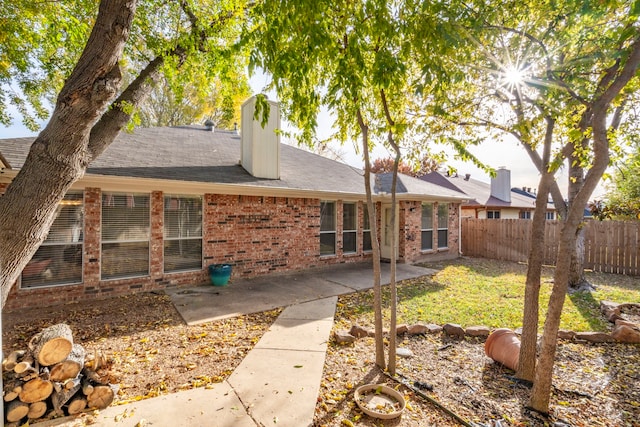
(3, 323), (115, 425)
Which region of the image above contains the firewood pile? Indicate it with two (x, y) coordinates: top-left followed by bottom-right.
(3, 323), (115, 425)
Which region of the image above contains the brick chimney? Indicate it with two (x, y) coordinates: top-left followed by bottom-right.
(240, 96), (281, 179)
(490, 167), (511, 202)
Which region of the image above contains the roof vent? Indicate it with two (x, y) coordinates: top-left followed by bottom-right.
(204, 119), (214, 132)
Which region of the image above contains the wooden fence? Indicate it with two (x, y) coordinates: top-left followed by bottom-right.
(461, 218), (640, 276)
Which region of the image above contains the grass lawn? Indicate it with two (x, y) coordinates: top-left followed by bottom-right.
(336, 257), (640, 332)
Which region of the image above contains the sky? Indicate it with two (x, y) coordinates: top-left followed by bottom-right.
(0, 72), (607, 200)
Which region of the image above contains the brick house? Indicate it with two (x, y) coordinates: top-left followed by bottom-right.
(0, 97), (467, 309)
(420, 168), (556, 220)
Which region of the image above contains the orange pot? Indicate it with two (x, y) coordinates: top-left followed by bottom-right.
(484, 328), (520, 371)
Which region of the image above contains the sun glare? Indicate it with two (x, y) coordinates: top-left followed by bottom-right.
(503, 66), (525, 87)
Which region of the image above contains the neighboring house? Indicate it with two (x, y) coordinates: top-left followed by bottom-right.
(420, 167), (556, 220)
(0, 97), (467, 310)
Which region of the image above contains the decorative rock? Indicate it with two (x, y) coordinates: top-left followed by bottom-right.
(406, 323), (428, 335)
(425, 324), (443, 334)
(615, 319), (638, 328)
(396, 324), (409, 335)
(396, 347), (413, 358)
(349, 325), (370, 339)
(611, 324), (640, 344)
(574, 331), (615, 343)
(600, 300), (621, 322)
(557, 330), (576, 340)
(333, 331), (356, 344)
(443, 323), (465, 337)
(465, 325), (490, 337)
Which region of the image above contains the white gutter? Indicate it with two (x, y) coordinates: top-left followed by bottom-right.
(1, 169), (469, 203)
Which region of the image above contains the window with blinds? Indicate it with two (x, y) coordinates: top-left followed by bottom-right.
(437, 203), (449, 249)
(21, 191), (84, 288)
(164, 195), (203, 272)
(342, 202), (357, 254)
(320, 201), (336, 256)
(421, 203), (434, 251)
(101, 192), (150, 280)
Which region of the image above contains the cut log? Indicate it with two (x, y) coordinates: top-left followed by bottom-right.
(87, 385), (115, 409)
(14, 353), (35, 375)
(52, 383), (81, 416)
(50, 343), (85, 382)
(64, 376), (82, 391)
(67, 394), (88, 415)
(6, 399), (29, 422)
(30, 323), (74, 366)
(3, 350), (25, 372)
(27, 400), (48, 419)
(81, 376), (94, 396)
(3, 380), (23, 402)
(18, 377), (54, 403)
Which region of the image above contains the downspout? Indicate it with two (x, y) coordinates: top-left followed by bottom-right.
(458, 204), (463, 256)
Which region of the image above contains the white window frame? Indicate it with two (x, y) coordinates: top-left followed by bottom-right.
(437, 203), (449, 249)
(164, 195), (203, 273)
(101, 192), (150, 280)
(421, 203), (434, 251)
(20, 191), (84, 289)
(362, 204), (373, 253)
(320, 201), (336, 256)
(487, 210), (501, 219)
(342, 202), (357, 254)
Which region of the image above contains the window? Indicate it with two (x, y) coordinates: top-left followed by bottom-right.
(342, 202), (357, 254)
(437, 203), (449, 249)
(487, 210), (501, 219)
(21, 192), (84, 288)
(421, 203), (433, 251)
(362, 204), (372, 252)
(320, 201), (336, 256)
(102, 192), (150, 280)
(520, 211), (532, 219)
(545, 212), (555, 220)
(164, 195), (203, 272)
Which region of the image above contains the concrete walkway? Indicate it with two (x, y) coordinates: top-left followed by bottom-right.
(36, 263), (436, 427)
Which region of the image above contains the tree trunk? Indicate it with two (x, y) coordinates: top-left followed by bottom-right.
(517, 172), (553, 381)
(0, 0), (137, 308)
(568, 226), (589, 289)
(357, 108), (385, 370)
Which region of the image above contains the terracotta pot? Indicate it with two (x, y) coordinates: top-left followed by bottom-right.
(484, 328), (520, 371)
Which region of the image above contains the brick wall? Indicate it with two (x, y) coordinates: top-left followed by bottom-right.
(4, 187), (459, 310)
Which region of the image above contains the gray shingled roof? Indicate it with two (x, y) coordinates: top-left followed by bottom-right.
(420, 171), (553, 210)
(0, 126), (466, 200)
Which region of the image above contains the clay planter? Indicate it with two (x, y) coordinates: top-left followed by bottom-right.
(484, 328), (521, 371)
(354, 384), (405, 419)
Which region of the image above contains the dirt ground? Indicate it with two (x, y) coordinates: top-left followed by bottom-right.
(3, 283), (639, 426)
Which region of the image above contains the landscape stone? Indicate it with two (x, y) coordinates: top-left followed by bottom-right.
(614, 319), (638, 328)
(443, 323), (465, 337)
(396, 324), (409, 335)
(425, 324), (443, 334)
(406, 323), (427, 335)
(333, 330), (356, 344)
(465, 325), (490, 337)
(600, 300), (621, 322)
(557, 330), (576, 340)
(611, 324), (640, 343)
(396, 347), (413, 358)
(574, 331), (615, 343)
(349, 324), (370, 338)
